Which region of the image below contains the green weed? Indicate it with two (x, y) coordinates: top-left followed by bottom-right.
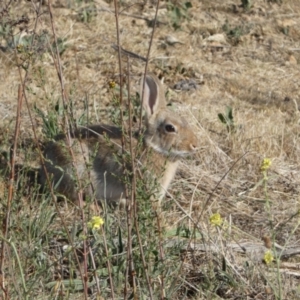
(167, 1), (192, 30)
(218, 106), (235, 133)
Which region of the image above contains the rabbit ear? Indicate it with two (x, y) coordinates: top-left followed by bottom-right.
(140, 74), (166, 117)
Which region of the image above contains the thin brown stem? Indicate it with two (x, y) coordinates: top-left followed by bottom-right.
(111, 0), (131, 298)
(138, 0), (160, 134)
(47, 1), (90, 298)
(155, 211), (165, 299)
(0, 85), (23, 297)
(133, 1), (161, 298)
(124, 58), (136, 299)
(0, 2), (43, 296)
(134, 214), (154, 299)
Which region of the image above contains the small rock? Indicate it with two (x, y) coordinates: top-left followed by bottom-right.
(206, 33), (227, 44)
(165, 35), (183, 45)
(173, 79), (198, 91)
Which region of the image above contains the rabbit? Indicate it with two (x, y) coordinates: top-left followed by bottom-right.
(39, 74), (199, 206)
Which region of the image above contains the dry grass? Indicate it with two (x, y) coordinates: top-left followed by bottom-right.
(1, 0), (300, 298)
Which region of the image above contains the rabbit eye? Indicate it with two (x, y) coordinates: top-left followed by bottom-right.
(165, 124), (176, 133)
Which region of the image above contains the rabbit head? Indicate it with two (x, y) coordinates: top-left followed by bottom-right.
(141, 74), (198, 159)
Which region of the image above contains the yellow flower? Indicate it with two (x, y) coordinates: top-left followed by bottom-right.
(16, 44), (23, 52)
(263, 250), (274, 265)
(109, 80), (116, 89)
(88, 216), (104, 230)
(209, 213), (223, 226)
(261, 158), (271, 172)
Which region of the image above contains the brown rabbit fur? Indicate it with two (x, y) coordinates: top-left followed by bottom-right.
(39, 74), (198, 206)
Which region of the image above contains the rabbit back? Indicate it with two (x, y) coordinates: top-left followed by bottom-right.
(40, 130), (128, 204)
